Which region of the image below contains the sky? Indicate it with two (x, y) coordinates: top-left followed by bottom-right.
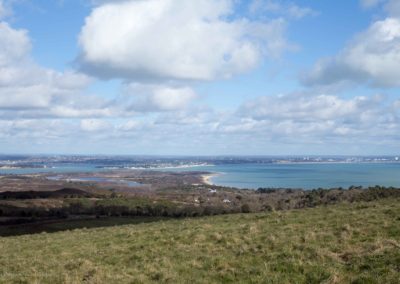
(0, 0), (399, 155)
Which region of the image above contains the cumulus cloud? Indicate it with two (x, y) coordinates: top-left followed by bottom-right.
(0, 17), (106, 117)
(78, 0), (292, 81)
(0, 16), (195, 118)
(0, 22), (31, 67)
(303, 17), (400, 88)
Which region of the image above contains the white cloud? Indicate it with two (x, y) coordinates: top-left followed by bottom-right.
(151, 93), (400, 149)
(0, 17), (101, 115)
(1, 93), (399, 154)
(0, 2), (203, 119)
(0, 67), (94, 112)
(0, 119), (76, 141)
(239, 94), (376, 121)
(117, 120), (140, 131)
(303, 17), (400, 88)
(120, 84), (197, 112)
(52, 71), (92, 90)
(0, 22), (31, 67)
(78, 0), (292, 81)
(49, 105), (112, 118)
(237, 93), (398, 141)
(149, 86), (196, 111)
(0, 85), (53, 109)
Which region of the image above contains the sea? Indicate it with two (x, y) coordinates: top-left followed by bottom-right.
(1, 160), (400, 190)
(189, 163), (400, 189)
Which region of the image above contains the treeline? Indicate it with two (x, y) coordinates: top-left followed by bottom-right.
(0, 201), (239, 222)
(255, 186), (400, 210)
(1, 186), (400, 225)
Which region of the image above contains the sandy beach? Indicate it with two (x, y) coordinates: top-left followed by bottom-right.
(202, 174), (217, 185)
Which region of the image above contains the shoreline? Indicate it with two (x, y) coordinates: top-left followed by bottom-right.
(201, 173), (218, 185)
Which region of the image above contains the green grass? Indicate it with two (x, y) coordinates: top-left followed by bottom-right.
(0, 199), (399, 283)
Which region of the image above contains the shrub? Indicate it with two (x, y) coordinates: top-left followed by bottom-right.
(241, 204), (251, 213)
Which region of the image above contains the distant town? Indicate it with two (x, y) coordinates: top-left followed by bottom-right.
(0, 155), (399, 170)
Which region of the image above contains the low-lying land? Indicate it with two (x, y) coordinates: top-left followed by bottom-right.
(0, 198), (399, 283)
(1, 171), (400, 235)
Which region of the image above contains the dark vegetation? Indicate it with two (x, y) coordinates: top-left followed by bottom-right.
(0, 188), (94, 199)
(1, 183), (400, 236)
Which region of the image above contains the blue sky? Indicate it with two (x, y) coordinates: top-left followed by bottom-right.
(0, 0), (399, 155)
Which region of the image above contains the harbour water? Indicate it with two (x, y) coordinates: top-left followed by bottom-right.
(1, 161), (400, 190)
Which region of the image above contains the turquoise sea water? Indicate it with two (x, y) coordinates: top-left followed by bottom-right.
(1, 162), (400, 190)
(164, 163), (400, 189)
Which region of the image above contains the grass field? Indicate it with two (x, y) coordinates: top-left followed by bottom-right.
(0, 198), (399, 283)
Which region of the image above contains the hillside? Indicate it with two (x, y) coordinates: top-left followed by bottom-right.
(0, 198), (399, 283)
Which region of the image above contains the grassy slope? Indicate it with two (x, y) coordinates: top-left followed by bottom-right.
(0, 199), (399, 284)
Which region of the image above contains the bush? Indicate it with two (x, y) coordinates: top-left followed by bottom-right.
(241, 204), (251, 213)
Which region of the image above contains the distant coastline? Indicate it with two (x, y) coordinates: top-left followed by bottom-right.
(1, 156), (400, 190)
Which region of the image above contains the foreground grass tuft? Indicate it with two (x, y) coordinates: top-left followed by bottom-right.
(1, 198), (399, 283)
